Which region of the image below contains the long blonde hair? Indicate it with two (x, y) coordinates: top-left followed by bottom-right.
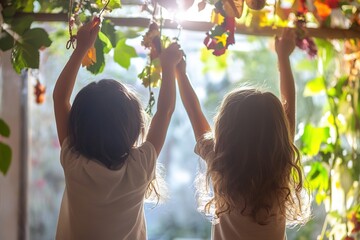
(204, 88), (308, 225)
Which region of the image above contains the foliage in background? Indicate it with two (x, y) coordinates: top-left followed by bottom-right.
(0, 118), (11, 175)
(299, 39), (360, 240)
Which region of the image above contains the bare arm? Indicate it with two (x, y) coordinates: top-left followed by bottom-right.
(146, 43), (181, 155)
(275, 28), (296, 138)
(176, 57), (211, 141)
(53, 20), (100, 146)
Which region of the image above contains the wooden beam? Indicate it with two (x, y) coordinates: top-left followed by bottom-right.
(14, 12), (360, 39)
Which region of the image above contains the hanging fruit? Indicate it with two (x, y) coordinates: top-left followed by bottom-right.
(34, 80), (46, 104)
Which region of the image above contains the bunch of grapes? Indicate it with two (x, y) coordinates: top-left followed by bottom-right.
(295, 13), (317, 58)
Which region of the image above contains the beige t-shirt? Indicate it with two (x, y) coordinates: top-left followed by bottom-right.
(56, 139), (157, 240)
(195, 135), (286, 240)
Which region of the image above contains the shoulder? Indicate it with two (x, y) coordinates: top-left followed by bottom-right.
(194, 132), (215, 161)
(131, 141), (157, 160)
(60, 137), (86, 171)
(128, 141), (158, 179)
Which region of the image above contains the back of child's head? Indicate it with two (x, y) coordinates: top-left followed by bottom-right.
(68, 79), (145, 169)
(207, 88), (306, 225)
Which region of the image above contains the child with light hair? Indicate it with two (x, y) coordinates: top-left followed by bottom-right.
(176, 28), (310, 239)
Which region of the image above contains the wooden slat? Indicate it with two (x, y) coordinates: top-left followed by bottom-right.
(14, 12), (360, 39)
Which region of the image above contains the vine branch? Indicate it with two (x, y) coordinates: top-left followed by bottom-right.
(14, 12), (360, 39)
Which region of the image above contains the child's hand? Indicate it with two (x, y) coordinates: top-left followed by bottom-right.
(160, 42), (183, 68)
(176, 51), (187, 75)
(76, 18), (100, 52)
(275, 28), (295, 58)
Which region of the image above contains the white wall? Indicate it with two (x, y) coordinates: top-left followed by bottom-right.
(0, 51), (23, 240)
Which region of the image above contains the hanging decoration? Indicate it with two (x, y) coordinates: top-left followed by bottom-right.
(203, 1), (236, 56)
(294, 12), (317, 58)
(30, 69), (46, 105)
(34, 79), (46, 104)
(139, 1), (182, 115)
(66, 0), (110, 67)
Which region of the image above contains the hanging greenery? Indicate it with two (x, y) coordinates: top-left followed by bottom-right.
(299, 38), (360, 240)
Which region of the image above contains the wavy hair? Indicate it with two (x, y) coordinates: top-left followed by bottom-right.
(204, 88), (308, 225)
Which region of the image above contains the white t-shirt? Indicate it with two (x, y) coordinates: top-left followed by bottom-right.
(195, 135), (286, 240)
(56, 139), (157, 240)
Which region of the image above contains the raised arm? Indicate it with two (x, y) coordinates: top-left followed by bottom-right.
(146, 43), (182, 155)
(175, 54), (211, 141)
(275, 28), (296, 138)
(53, 19), (100, 146)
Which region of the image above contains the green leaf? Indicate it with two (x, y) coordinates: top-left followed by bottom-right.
(306, 161), (329, 204)
(295, 59), (317, 72)
(98, 32), (112, 54)
(11, 42), (39, 74)
(22, 28), (52, 49)
(0, 119), (10, 137)
(0, 142), (12, 175)
(101, 20), (117, 46)
(301, 124), (330, 156)
(116, 29), (142, 41)
(114, 39), (137, 69)
(108, 0), (121, 9)
(86, 37), (105, 75)
(333, 75), (348, 96)
(303, 76), (326, 97)
(14, 0), (34, 12)
(0, 32), (15, 51)
(315, 38), (336, 70)
(96, 0), (121, 10)
(201, 47), (228, 74)
(2, 5), (16, 18)
(11, 15), (34, 35)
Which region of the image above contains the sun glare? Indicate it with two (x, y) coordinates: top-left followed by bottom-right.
(172, 3), (213, 22)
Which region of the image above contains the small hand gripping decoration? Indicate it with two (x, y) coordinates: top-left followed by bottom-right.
(66, 0), (110, 67)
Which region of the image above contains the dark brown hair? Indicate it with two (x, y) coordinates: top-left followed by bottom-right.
(68, 79), (145, 169)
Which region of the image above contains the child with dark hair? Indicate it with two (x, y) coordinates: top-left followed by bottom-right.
(176, 28), (309, 239)
(53, 19), (182, 240)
